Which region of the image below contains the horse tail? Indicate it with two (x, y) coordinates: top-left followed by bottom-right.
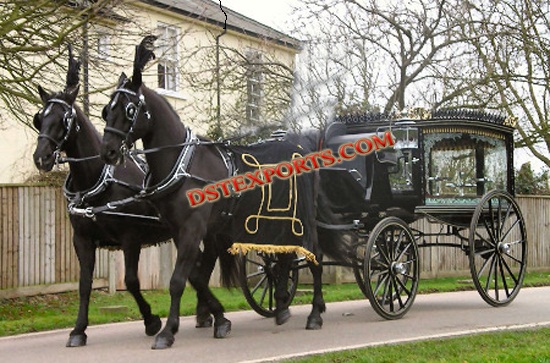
(219, 246), (240, 288)
(315, 185), (354, 264)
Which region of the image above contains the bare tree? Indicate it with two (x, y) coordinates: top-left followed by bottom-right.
(178, 32), (296, 141)
(0, 0), (131, 128)
(292, 0), (485, 119)
(460, 0), (550, 167)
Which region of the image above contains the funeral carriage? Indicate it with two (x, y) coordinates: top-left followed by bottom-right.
(240, 108), (527, 320)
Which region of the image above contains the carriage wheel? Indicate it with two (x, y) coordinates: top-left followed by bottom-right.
(352, 232), (369, 297)
(364, 217), (419, 320)
(469, 190), (527, 307)
(238, 251), (299, 317)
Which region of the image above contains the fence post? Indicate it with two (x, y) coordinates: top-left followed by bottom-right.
(109, 251), (116, 294)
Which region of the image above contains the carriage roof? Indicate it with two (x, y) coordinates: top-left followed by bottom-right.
(333, 107), (517, 137)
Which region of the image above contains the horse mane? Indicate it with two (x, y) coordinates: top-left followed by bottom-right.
(141, 85), (183, 126)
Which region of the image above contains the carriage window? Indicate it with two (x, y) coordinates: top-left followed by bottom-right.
(424, 132), (507, 204)
(157, 23), (179, 92)
(380, 126), (419, 193)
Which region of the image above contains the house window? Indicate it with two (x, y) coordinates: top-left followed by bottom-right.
(157, 24), (178, 92)
(97, 33), (110, 60)
(246, 51), (263, 123)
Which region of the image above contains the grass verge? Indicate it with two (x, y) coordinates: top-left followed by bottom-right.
(285, 327), (550, 363)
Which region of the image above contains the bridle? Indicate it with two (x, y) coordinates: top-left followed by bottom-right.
(36, 98), (79, 160)
(103, 87), (151, 151)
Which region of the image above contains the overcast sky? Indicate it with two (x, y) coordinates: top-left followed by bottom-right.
(217, 0), (298, 32)
(216, 0), (544, 170)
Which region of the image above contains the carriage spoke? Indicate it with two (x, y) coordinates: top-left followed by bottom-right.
(502, 250), (524, 265)
(473, 230), (495, 248)
(391, 277), (405, 309)
(498, 256), (510, 298)
(250, 274), (268, 296)
(395, 275), (412, 297)
(501, 256), (520, 286)
(482, 254), (496, 292)
(499, 218), (520, 243)
(493, 266), (499, 301)
(395, 241), (412, 261)
(482, 219), (497, 246)
(373, 273), (390, 298)
(475, 250), (494, 276)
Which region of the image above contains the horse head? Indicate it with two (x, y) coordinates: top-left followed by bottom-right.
(100, 36), (157, 166)
(33, 45), (81, 171)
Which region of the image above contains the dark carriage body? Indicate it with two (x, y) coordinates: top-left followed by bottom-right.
(321, 108), (517, 227)
(242, 108), (526, 319)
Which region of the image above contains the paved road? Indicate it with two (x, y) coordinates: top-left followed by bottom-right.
(1, 287), (550, 363)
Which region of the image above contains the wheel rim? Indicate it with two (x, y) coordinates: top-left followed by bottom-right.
(469, 190), (527, 306)
(365, 217), (419, 319)
(239, 251), (299, 317)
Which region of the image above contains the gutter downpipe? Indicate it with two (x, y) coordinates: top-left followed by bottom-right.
(215, 1), (228, 137)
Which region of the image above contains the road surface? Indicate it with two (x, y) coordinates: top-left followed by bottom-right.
(1, 287), (549, 363)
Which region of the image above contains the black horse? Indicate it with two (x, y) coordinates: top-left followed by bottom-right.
(32, 46), (235, 347)
(100, 36), (327, 349)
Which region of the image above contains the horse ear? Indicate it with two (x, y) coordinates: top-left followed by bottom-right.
(117, 72), (128, 87)
(37, 85), (50, 103)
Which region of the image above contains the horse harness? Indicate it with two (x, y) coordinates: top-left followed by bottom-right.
(36, 98), (79, 164)
(75, 85), (236, 217)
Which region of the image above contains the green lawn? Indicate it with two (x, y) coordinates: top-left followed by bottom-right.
(0, 270), (549, 337)
(285, 327), (550, 363)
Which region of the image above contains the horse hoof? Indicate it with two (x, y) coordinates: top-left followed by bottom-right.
(196, 314), (213, 328)
(214, 318), (231, 338)
(66, 333), (87, 347)
(275, 309), (291, 326)
(151, 333), (174, 350)
(306, 316), (323, 330)
(145, 315), (162, 336)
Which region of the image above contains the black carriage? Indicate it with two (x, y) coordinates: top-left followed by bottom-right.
(240, 108), (527, 320)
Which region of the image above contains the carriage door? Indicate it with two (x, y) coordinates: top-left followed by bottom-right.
(379, 125), (421, 212)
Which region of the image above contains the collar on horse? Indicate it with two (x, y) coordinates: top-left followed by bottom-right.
(141, 128), (210, 198)
(63, 164), (116, 212)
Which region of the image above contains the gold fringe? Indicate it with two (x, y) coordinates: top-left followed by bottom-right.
(228, 243), (319, 265)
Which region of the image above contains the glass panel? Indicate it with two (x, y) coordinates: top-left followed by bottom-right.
(389, 149), (415, 192)
(428, 148), (477, 197)
(424, 132), (507, 204)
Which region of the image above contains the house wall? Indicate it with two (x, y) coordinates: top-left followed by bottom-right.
(0, 2), (298, 183)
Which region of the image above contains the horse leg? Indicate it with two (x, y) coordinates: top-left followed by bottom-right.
(194, 249), (215, 328)
(274, 253), (292, 326)
(188, 254), (231, 338)
(152, 223), (203, 350)
(66, 235), (96, 347)
(123, 245), (162, 336)
(305, 257), (325, 330)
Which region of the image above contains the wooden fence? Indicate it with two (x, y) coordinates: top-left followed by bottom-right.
(1, 185), (549, 298)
